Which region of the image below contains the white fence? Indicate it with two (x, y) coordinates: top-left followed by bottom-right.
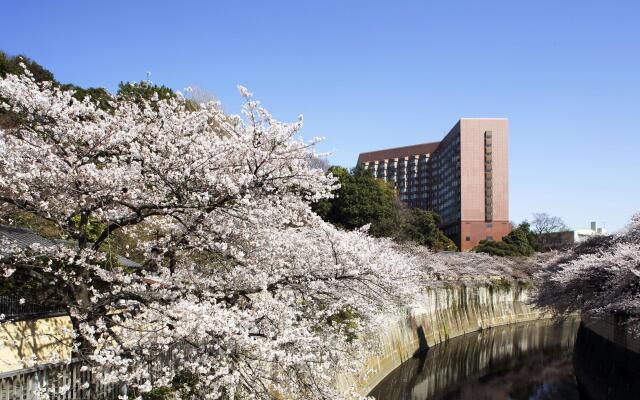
(0, 360), (126, 400)
(0, 343), (194, 400)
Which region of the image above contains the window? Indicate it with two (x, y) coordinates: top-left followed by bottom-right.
(486, 236), (494, 241)
(465, 236), (471, 241)
(486, 223), (493, 227)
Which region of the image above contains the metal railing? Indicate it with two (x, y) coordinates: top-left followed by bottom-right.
(0, 360), (126, 400)
(0, 295), (66, 321)
(0, 344), (194, 399)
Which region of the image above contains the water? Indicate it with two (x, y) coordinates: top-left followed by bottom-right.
(369, 319), (581, 400)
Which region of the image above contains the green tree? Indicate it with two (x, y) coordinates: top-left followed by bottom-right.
(1, 51), (57, 128)
(117, 80), (176, 104)
(313, 166), (456, 250)
(0, 50), (55, 83)
(396, 208), (457, 251)
(1, 51), (179, 116)
(474, 222), (535, 257)
(314, 166), (398, 237)
(61, 84), (114, 111)
(1, 51), (114, 118)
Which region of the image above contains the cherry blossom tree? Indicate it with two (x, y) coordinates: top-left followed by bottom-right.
(534, 212), (640, 331)
(0, 68), (425, 399)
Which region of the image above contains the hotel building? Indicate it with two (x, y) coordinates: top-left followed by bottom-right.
(357, 118), (510, 251)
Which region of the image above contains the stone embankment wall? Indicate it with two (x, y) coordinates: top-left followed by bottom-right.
(336, 283), (549, 396)
(581, 315), (640, 353)
(369, 318), (579, 399)
(1, 282), (550, 392)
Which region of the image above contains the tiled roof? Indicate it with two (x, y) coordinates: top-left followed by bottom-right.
(0, 225), (140, 269)
(0, 225), (57, 248)
(357, 141), (441, 164)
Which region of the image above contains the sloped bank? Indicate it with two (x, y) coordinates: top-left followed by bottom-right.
(336, 282), (550, 396)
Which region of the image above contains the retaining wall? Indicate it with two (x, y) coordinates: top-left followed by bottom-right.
(573, 316), (640, 400)
(336, 283), (549, 396)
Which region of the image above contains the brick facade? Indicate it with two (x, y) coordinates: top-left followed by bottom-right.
(357, 118), (511, 251)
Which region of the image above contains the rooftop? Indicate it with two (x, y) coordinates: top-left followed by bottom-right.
(357, 141), (441, 164)
(0, 225), (140, 269)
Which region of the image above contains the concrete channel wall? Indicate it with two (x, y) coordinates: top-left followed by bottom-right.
(336, 283), (550, 396)
(1, 282), (552, 397)
(573, 316), (640, 400)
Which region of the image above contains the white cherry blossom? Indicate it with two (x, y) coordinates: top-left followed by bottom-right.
(0, 71), (427, 399)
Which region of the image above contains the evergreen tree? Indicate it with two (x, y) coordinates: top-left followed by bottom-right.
(314, 166), (456, 250)
(117, 80), (176, 104)
(474, 222), (535, 256)
(314, 166), (398, 237)
(397, 208), (457, 251)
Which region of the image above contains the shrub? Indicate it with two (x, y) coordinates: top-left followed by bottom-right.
(475, 222), (535, 257)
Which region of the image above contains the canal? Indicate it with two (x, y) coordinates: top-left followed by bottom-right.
(369, 318), (582, 400)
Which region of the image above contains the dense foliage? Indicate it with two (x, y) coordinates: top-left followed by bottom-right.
(313, 166), (398, 237)
(313, 166), (456, 250)
(0, 51), (55, 82)
(474, 222), (536, 257)
(117, 80), (177, 103)
(0, 67), (431, 399)
(0, 51), (116, 116)
(1, 50), (178, 119)
(396, 208), (457, 251)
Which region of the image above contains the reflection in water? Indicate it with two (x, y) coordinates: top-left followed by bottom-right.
(370, 319), (581, 400)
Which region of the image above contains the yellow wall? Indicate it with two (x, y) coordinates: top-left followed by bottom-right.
(0, 316), (72, 373)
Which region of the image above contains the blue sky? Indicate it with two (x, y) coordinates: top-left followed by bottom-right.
(2, 1), (639, 232)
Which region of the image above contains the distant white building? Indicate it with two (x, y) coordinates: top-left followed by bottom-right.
(539, 221), (608, 250)
(574, 221), (607, 243)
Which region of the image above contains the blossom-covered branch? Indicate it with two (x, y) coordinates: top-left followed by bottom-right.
(534, 212), (640, 331)
(0, 69), (427, 399)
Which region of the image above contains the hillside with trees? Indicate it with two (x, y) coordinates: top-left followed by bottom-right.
(0, 50), (181, 120)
